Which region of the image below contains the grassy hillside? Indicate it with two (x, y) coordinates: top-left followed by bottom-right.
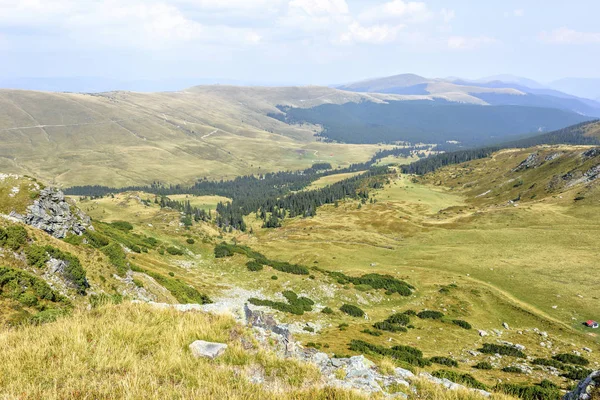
(0, 88), (397, 187)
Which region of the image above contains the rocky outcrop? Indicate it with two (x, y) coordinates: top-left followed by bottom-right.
(514, 152), (541, 172)
(11, 187), (91, 238)
(189, 340), (228, 359)
(563, 370), (599, 400)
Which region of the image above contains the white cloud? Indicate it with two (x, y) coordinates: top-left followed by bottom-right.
(338, 22), (404, 44)
(359, 0), (431, 24)
(288, 0), (349, 16)
(441, 8), (455, 23)
(513, 9), (525, 17)
(447, 35), (497, 50)
(540, 27), (600, 44)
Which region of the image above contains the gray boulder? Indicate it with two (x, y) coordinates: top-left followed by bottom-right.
(563, 370), (599, 400)
(189, 340), (228, 359)
(19, 187), (91, 238)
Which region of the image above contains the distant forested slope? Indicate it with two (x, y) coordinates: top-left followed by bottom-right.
(270, 100), (591, 145)
(401, 120), (600, 175)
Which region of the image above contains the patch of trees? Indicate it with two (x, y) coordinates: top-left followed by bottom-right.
(479, 343), (526, 358)
(67, 163), (392, 231)
(502, 366), (523, 373)
(348, 339), (430, 367)
(213, 243), (309, 275)
(246, 261), (263, 272)
(401, 120), (600, 175)
(316, 268), (414, 296)
(339, 304), (365, 317)
(473, 362), (493, 370)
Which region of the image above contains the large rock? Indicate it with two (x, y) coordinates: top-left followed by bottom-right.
(15, 187), (91, 238)
(563, 370), (599, 400)
(189, 340), (228, 359)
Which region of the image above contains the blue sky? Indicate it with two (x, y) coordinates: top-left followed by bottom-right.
(1, 0), (599, 88)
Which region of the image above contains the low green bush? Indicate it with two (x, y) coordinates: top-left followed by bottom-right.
(430, 357), (458, 367)
(338, 323), (349, 331)
(101, 242), (128, 276)
(451, 319), (472, 330)
(0, 225), (28, 250)
(303, 326), (315, 333)
(348, 340), (429, 367)
(479, 343), (526, 358)
(316, 269), (414, 296)
(340, 304), (365, 317)
(552, 353), (589, 366)
(432, 370), (487, 391)
(166, 246), (184, 256)
(110, 221), (134, 231)
(532, 358), (564, 369)
(84, 230), (110, 248)
(362, 329), (382, 336)
(473, 361), (493, 370)
(246, 261), (263, 272)
(186, 238), (195, 244)
(321, 307), (334, 314)
(373, 321), (407, 333)
(417, 310), (444, 320)
(562, 366), (592, 381)
(502, 366), (523, 373)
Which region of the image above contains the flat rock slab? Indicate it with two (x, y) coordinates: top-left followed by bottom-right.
(189, 340), (228, 359)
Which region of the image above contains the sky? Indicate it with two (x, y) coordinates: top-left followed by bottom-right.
(1, 0), (600, 90)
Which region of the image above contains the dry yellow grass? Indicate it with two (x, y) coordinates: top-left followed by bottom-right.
(0, 303), (366, 400)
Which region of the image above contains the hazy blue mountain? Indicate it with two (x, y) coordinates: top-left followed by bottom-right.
(549, 78), (600, 101)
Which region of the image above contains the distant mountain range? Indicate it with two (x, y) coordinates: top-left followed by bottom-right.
(336, 73), (600, 118)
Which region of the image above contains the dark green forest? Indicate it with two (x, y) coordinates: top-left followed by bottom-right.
(269, 100), (591, 145)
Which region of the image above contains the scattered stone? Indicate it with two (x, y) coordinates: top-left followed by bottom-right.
(583, 348), (593, 353)
(502, 322), (510, 330)
(479, 330), (488, 337)
(189, 340), (228, 359)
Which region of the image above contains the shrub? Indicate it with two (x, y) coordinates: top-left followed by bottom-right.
(101, 242), (128, 276)
(143, 236), (159, 247)
(562, 366), (592, 380)
(451, 319), (472, 330)
(479, 343), (526, 358)
(168, 272), (175, 277)
(348, 340), (429, 367)
(132, 279), (144, 288)
(502, 366), (523, 373)
(430, 357), (458, 367)
(318, 270), (414, 296)
(0, 266), (69, 309)
(248, 291), (314, 315)
(44, 246), (89, 294)
(214, 243), (234, 258)
(246, 261), (263, 272)
(186, 238), (195, 244)
(321, 307), (334, 314)
(110, 221), (134, 231)
(387, 313), (410, 325)
(166, 246), (184, 256)
(340, 304), (365, 317)
(552, 353), (589, 366)
(25, 245), (50, 268)
(2, 225), (28, 250)
(271, 275), (278, 280)
(362, 329), (382, 336)
(432, 370), (487, 391)
(373, 321), (407, 333)
(303, 326), (315, 333)
(306, 342), (321, 349)
(417, 310), (444, 320)
(403, 310), (417, 316)
(63, 234), (83, 245)
(473, 362), (493, 370)
(84, 230), (110, 248)
(338, 323), (349, 331)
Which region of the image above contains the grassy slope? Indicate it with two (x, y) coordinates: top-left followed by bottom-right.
(0, 88), (392, 187)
